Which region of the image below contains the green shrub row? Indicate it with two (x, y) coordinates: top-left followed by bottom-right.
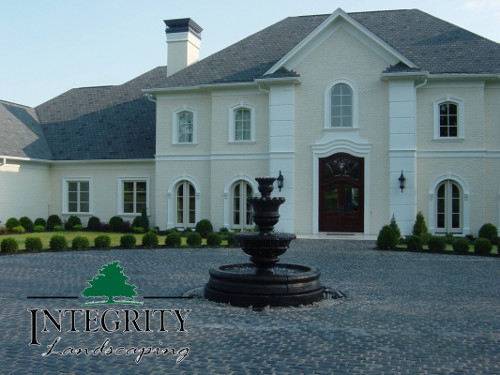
(377, 214), (497, 255)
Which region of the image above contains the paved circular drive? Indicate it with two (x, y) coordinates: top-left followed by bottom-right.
(1, 239), (499, 374)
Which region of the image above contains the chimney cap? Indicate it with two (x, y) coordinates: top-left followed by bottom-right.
(164, 18), (203, 38)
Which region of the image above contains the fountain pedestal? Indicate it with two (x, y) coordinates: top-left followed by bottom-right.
(204, 177), (324, 307)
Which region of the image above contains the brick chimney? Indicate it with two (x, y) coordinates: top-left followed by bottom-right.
(164, 18), (203, 77)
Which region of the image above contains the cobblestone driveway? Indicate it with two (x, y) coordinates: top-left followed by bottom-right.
(1, 239), (499, 374)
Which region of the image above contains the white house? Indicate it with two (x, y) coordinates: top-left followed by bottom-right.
(1, 9), (499, 236)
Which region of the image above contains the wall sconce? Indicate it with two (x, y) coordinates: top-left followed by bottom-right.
(398, 170), (406, 192)
(277, 170), (284, 192)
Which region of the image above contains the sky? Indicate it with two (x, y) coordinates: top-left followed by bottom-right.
(2, 0), (500, 107)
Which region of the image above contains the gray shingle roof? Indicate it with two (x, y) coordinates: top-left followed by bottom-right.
(163, 9), (500, 88)
(0, 101), (52, 159)
(35, 66), (167, 160)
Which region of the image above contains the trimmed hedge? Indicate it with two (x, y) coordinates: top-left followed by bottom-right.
(478, 223), (498, 244)
(120, 234), (136, 249)
(50, 235), (68, 251)
(94, 235), (111, 249)
(186, 232), (202, 247)
(376, 225), (398, 250)
(165, 231), (182, 248)
(406, 235), (423, 251)
(195, 219), (213, 238)
(474, 238), (492, 255)
(1, 237), (18, 253)
(427, 236), (446, 253)
(72, 236), (89, 250)
(19, 216), (34, 232)
(142, 231), (159, 248)
(25, 237), (43, 252)
(452, 238), (470, 254)
(47, 215), (62, 231)
(206, 232), (222, 247)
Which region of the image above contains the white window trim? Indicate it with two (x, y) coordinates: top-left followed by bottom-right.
(62, 177), (93, 215)
(223, 175), (259, 229)
(172, 106), (197, 145)
(167, 175), (201, 229)
(324, 78), (359, 129)
(117, 177), (150, 216)
(433, 96), (464, 140)
(228, 102), (256, 143)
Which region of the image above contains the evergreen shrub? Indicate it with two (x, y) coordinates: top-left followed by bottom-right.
(53, 225), (64, 232)
(120, 234), (136, 249)
(195, 219), (213, 238)
(87, 216), (102, 231)
(376, 225), (398, 250)
(225, 232), (238, 247)
(25, 237), (43, 252)
(478, 223), (498, 244)
(65, 216), (82, 230)
(165, 231), (182, 248)
(72, 236), (89, 250)
(452, 238), (470, 254)
(49, 235), (67, 250)
(34, 218), (47, 228)
(94, 235), (111, 249)
(5, 218), (20, 230)
(389, 214), (401, 241)
(474, 238), (492, 255)
(47, 215), (62, 231)
(412, 211), (428, 238)
(109, 216), (124, 232)
(427, 236), (446, 253)
(206, 232), (222, 247)
(33, 225), (45, 233)
(142, 231), (159, 248)
(1, 237), (18, 253)
(19, 216), (34, 232)
(187, 232), (202, 247)
(406, 235), (423, 251)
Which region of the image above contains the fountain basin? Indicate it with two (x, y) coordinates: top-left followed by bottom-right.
(235, 232), (296, 268)
(204, 263), (324, 307)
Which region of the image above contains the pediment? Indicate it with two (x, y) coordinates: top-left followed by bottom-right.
(265, 8), (417, 76)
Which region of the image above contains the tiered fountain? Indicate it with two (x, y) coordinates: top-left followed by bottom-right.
(204, 176), (324, 307)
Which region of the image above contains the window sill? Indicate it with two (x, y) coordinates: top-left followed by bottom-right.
(228, 141), (256, 145)
(432, 137), (464, 142)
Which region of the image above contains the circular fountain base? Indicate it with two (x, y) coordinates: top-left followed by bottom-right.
(204, 263), (324, 308)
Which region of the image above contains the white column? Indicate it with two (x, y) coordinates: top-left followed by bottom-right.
(268, 84), (295, 233)
(388, 80), (417, 235)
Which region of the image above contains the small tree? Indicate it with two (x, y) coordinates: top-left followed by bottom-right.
(389, 214), (401, 241)
(412, 211), (428, 238)
(141, 207), (150, 233)
(376, 225), (398, 250)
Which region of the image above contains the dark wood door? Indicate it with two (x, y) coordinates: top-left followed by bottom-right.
(319, 153), (364, 232)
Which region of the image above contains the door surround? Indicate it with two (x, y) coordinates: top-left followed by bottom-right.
(312, 136), (371, 234)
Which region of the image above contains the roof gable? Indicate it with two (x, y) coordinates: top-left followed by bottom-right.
(265, 8), (416, 76)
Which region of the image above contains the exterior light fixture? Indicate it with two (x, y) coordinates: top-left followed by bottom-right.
(277, 170), (284, 192)
(398, 170), (406, 192)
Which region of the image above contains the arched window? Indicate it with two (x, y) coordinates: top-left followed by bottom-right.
(175, 181), (196, 228)
(172, 108), (197, 144)
(232, 180), (253, 229)
(433, 97), (464, 139)
(229, 103), (255, 142)
(436, 180), (462, 233)
(330, 83), (353, 128)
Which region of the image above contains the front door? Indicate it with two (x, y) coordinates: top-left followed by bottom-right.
(319, 153), (364, 232)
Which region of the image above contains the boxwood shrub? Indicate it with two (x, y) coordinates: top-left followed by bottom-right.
(452, 238), (470, 254)
(206, 232), (222, 247)
(195, 219), (213, 238)
(165, 231), (182, 248)
(1, 237), (18, 253)
(11, 226), (26, 234)
(427, 236), (446, 253)
(72, 236), (89, 250)
(142, 231), (159, 248)
(65, 216), (82, 231)
(120, 234), (136, 249)
(5, 218), (20, 230)
(109, 216), (124, 233)
(478, 223), (498, 244)
(406, 235), (423, 251)
(25, 237), (43, 252)
(87, 216), (102, 231)
(34, 218), (47, 228)
(94, 235), (111, 249)
(186, 232), (202, 247)
(49, 235), (68, 251)
(474, 238), (492, 255)
(19, 216), (34, 232)
(47, 215), (62, 231)
(33, 225), (46, 233)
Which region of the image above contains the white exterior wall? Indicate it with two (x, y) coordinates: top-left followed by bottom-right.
(0, 160), (51, 224)
(50, 161), (155, 227)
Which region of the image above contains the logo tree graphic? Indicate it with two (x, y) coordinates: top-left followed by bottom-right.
(82, 261), (142, 306)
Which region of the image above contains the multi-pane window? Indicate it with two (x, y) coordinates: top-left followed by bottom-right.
(436, 180), (462, 233)
(176, 181), (196, 228)
(177, 111), (194, 143)
(123, 181), (147, 214)
(67, 181), (90, 213)
(234, 108), (251, 141)
(439, 102), (458, 137)
(232, 180), (253, 229)
(330, 83), (353, 127)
